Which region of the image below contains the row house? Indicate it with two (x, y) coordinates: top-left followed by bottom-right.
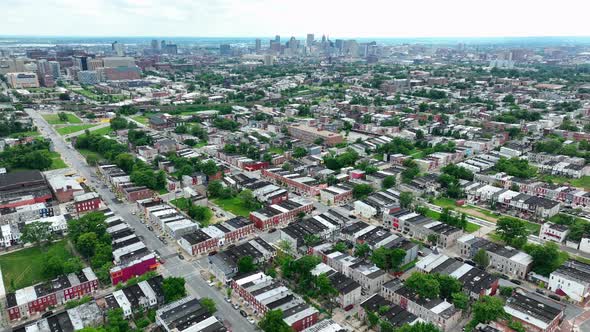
(416, 253), (499, 299)
(6, 268), (99, 321)
(211, 149), (269, 171)
(458, 235), (533, 279)
(208, 237), (276, 283)
(1, 215), (69, 247)
(155, 296), (227, 332)
(279, 209), (348, 251)
(385, 210), (463, 248)
(536, 160), (590, 179)
(231, 272), (319, 331)
(144, 202), (197, 239)
(249, 196), (314, 230)
(349, 224), (419, 266)
(13, 301), (102, 332)
(310, 244), (387, 294)
(319, 183), (353, 206)
(548, 260), (590, 304)
(104, 275), (165, 318)
(105, 214), (158, 285)
(177, 216), (256, 256)
(74, 192), (102, 214)
(0, 202), (55, 225)
(358, 294), (419, 329)
(381, 279), (462, 332)
(261, 168), (327, 196)
(500, 291), (565, 332)
(242, 180), (289, 205)
(311, 263), (362, 309)
(353, 189), (400, 219)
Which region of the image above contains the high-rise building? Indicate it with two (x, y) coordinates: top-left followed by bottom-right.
(73, 56), (89, 71)
(77, 70), (100, 85)
(220, 44), (231, 56)
(6, 72), (40, 88)
(151, 39), (160, 50)
(255, 39), (261, 52)
(111, 41), (125, 56)
(160, 40), (167, 49)
(48, 61), (61, 79)
(275, 35), (280, 43)
(102, 57), (135, 68)
(263, 55), (274, 66)
(306, 34), (314, 47)
(88, 59), (104, 71)
(0, 58), (26, 74)
(164, 44), (178, 55)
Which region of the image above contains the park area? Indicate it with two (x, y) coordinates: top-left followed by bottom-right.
(0, 241), (75, 290)
(42, 113), (82, 125)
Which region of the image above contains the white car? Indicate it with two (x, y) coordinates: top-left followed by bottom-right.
(247, 318), (256, 324)
(207, 281), (215, 287)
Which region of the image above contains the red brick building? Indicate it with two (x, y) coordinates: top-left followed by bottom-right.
(249, 197), (314, 230)
(261, 168), (327, 196)
(178, 217), (256, 255)
(74, 192), (102, 213)
(6, 268), (99, 320)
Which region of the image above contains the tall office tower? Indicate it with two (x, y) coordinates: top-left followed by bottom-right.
(287, 37), (299, 49)
(36, 59), (50, 76)
(73, 56), (89, 71)
(263, 55), (274, 66)
(112, 41), (125, 56)
(161, 40), (167, 49)
(220, 44), (231, 56)
(335, 39), (344, 51)
(164, 44), (178, 55)
(48, 61), (61, 79)
(255, 39), (261, 52)
(306, 34), (314, 47)
(275, 35), (280, 43)
(151, 39), (160, 50)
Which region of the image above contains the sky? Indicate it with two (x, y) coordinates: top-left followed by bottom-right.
(1, 0), (590, 38)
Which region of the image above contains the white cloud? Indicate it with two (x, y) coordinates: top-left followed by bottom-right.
(0, 0), (588, 38)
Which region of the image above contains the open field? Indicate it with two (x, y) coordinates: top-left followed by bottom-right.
(131, 115), (149, 124)
(56, 124), (98, 135)
(77, 148), (104, 162)
(43, 113), (82, 124)
(8, 130), (40, 138)
(0, 241), (74, 290)
(212, 197), (256, 218)
(48, 151), (68, 170)
(90, 126), (114, 136)
(541, 175), (590, 190)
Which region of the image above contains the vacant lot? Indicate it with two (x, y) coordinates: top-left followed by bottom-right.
(48, 151), (68, 170)
(56, 124), (98, 135)
(0, 241), (74, 290)
(43, 113), (82, 124)
(212, 197), (256, 218)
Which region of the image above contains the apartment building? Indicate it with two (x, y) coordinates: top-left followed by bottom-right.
(156, 296), (227, 332)
(311, 263), (361, 309)
(549, 260), (590, 304)
(249, 197), (314, 230)
(208, 238), (276, 283)
(279, 210), (347, 251)
(500, 291), (565, 332)
(287, 124), (343, 146)
(385, 209), (463, 248)
(319, 183), (353, 206)
(177, 217), (256, 256)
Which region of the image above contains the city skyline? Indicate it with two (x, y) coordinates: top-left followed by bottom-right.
(1, 0), (590, 38)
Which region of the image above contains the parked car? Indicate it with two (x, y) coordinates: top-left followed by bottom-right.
(178, 254), (184, 260)
(233, 304), (239, 310)
(208, 250), (218, 256)
(268, 228), (277, 233)
(207, 281), (215, 287)
(536, 289), (545, 295)
(240, 310), (248, 317)
(549, 294), (561, 302)
(510, 279), (522, 285)
(247, 318), (256, 324)
(147, 226), (153, 231)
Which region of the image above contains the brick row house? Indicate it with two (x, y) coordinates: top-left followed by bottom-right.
(6, 268), (99, 320)
(178, 216), (257, 256)
(249, 197), (314, 230)
(261, 168), (327, 197)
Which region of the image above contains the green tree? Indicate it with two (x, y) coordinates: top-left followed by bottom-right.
(396, 322), (441, 332)
(293, 147), (308, 158)
(333, 242), (348, 253)
(238, 256), (256, 274)
(405, 272), (440, 299)
(162, 277), (187, 303)
(472, 296), (506, 324)
(473, 249), (490, 269)
(77, 232), (98, 258)
(496, 217), (529, 248)
(435, 274), (462, 299)
(259, 309), (292, 332)
(452, 292), (469, 309)
(110, 116), (128, 130)
(382, 175), (396, 189)
(20, 221), (53, 248)
(524, 242), (563, 276)
(499, 286), (513, 297)
(238, 189), (259, 209)
(352, 184), (373, 199)
(354, 243), (371, 258)
(115, 153), (135, 173)
(200, 298), (217, 314)
(399, 191), (414, 208)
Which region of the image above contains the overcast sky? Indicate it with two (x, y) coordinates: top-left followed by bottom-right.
(1, 0), (589, 38)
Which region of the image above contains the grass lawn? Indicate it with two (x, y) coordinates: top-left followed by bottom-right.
(77, 148), (104, 161)
(268, 147), (285, 154)
(131, 115), (149, 125)
(465, 222), (481, 233)
(433, 198), (457, 208)
(0, 241), (74, 290)
(541, 175), (590, 190)
(212, 197), (255, 218)
(48, 151), (68, 170)
(56, 124), (98, 135)
(424, 208), (441, 220)
(9, 130), (40, 138)
(157, 188), (169, 195)
(43, 113), (82, 124)
(524, 221), (541, 234)
(90, 126), (113, 136)
(194, 141), (209, 148)
(171, 198), (190, 211)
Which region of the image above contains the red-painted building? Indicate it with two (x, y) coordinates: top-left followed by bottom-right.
(120, 184), (153, 202)
(6, 268), (99, 320)
(74, 192), (102, 213)
(0, 170), (53, 209)
(249, 197), (314, 230)
(110, 250), (158, 285)
(231, 272), (319, 331)
(178, 217), (256, 256)
(261, 168), (327, 196)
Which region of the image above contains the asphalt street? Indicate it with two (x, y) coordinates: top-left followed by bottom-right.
(26, 108), (257, 332)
